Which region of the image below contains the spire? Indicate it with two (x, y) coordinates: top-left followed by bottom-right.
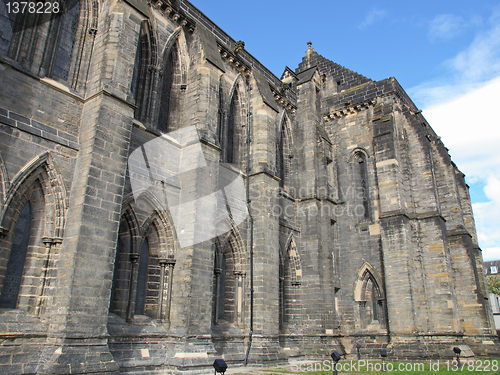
(306, 41), (315, 59)
(305, 41), (316, 68)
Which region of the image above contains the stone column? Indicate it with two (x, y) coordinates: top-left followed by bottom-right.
(213, 267), (222, 324)
(294, 74), (331, 338)
(158, 259), (167, 322)
(163, 59), (225, 366)
(126, 253), (139, 322)
(234, 271), (245, 324)
(164, 255), (176, 327)
(36, 238), (53, 316)
(39, 4), (135, 364)
(379, 215), (418, 334)
(244, 73), (284, 364)
(374, 102), (419, 335)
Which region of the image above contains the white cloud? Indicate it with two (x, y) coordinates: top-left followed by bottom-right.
(484, 176), (500, 204)
(423, 79), (500, 261)
(416, 8), (500, 262)
(359, 8), (387, 29)
(422, 76), (500, 172)
(410, 7), (500, 108)
(473, 198), (500, 261)
(475, 178), (500, 260)
(428, 14), (465, 42)
(450, 24), (500, 82)
(483, 247), (500, 262)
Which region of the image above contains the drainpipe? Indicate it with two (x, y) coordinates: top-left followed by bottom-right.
(244, 80), (254, 366)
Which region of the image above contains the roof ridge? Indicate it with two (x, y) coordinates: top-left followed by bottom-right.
(296, 50), (372, 82)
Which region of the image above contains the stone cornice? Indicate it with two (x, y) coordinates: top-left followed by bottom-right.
(217, 44), (252, 77)
(217, 43), (296, 114)
(270, 86), (297, 113)
(150, 0), (196, 32)
(378, 210), (447, 222)
(323, 98), (377, 122)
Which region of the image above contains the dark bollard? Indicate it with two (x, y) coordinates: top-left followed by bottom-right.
(213, 359), (227, 375)
(331, 351), (341, 375)
(453, 347), (461, 369)
(381, 349), (387, 372)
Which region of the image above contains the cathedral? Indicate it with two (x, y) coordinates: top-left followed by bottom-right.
(0, 0), (498, 373)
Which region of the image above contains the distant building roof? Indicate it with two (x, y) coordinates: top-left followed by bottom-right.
(484, 260), (500, 276)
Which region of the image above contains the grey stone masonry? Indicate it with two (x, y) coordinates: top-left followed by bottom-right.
(0, 1), (498, 374)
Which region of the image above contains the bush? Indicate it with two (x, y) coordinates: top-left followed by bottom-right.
(487, 275), (500, 295)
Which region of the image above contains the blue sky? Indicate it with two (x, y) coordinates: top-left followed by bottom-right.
(192, 0), (500, 260)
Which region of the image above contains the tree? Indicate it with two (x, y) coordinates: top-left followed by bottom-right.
(487, 275), (500, 295)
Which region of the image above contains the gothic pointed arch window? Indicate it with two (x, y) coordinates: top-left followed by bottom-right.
(132, 225), (161, 320)
(158, 37), (187, 133)
(0, 1), (16, 53)
(109, 213), (136, 317)
(221, 81), (245, 168)
(364, 277), (380, 323)
(158, 48), (173, 132)
(110, 208), (176, 323)
(0, 178), (47, 312)
(354, 264), (386, 330)
(279, 236), (302, 331)
(277, 118), (293, 191)
(0, 0), (85, 84)
(0, 153), (67, 315)
(216, 78), (224, 147)
(213, 242), (237, 323)
(135, 238), (150, 315)
(50, 0), (81, 81)
(132, 21), (158, 125)
(225, 90), (238, 164)
(213, 232), (245, 326)
(353, 151), (370, 220)
(0, 202), (31, 309)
